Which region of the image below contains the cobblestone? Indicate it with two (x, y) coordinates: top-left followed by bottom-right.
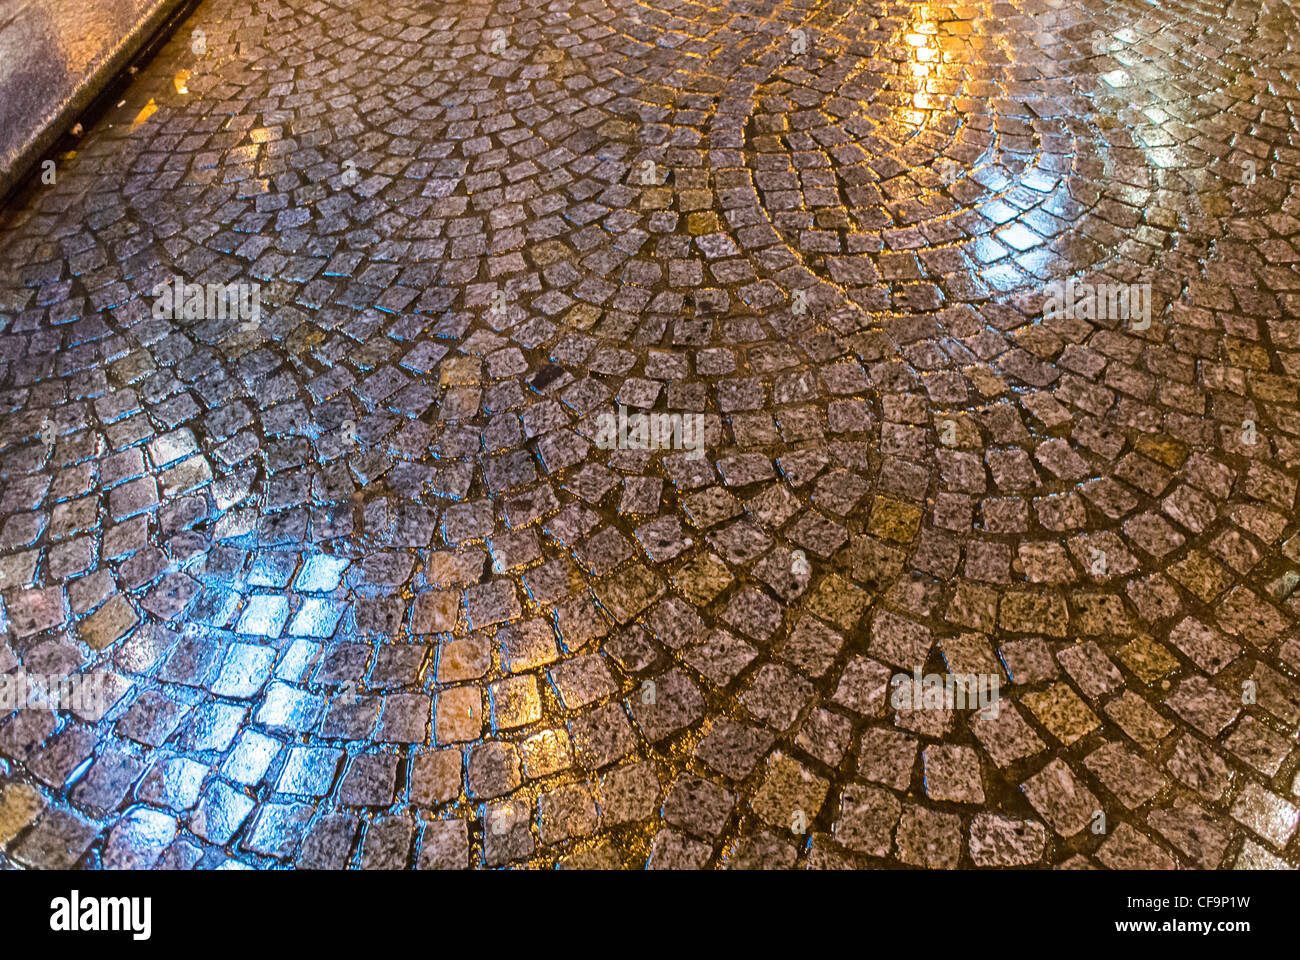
(0, 0), (1298, 870)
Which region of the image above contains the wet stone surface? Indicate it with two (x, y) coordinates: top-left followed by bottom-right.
(1, 0), (1300, 869)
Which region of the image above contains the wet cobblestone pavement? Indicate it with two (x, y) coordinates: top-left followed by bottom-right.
(2, 0), (1300, 870)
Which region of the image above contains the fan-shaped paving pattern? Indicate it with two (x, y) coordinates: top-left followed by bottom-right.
(1, 0), (1300, 870)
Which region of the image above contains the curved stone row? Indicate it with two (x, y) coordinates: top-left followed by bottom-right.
(0, 0), (1297, 869)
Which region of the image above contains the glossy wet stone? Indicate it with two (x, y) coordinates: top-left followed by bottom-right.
(0, 0), (187, 195)
(1, 0), (1300, 871)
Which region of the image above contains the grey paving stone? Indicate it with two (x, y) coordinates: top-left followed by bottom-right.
(0, 0), (1294, 873)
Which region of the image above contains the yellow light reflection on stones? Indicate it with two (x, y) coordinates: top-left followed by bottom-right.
(902, 5), (941, 126)
(174, 70), (191, 94)
(131, 99), (158, 129)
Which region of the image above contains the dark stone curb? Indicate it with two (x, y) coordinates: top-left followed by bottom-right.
(0, 0), (195, 202)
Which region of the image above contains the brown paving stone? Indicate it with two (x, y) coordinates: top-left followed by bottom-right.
(0, 0), (1296, 872)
